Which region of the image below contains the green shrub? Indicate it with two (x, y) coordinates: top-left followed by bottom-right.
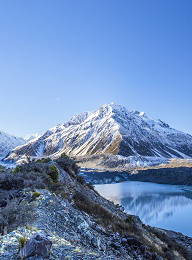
(77, 175), (86, 185)
(87, 183), (100, 195)
(5, 162), (60, 190)
(13, 165), (22, 173)
(0, 166), (4, 172)
(18, 236), (28, 250)
(36, 157), (51, 163)
(125, 215), (136, 224)
(48, 165), (59, 183)
(59, 152), (69, 158)
(56, 157), (79, 178)
(25, 226), (37, 231)
(32, 191), (41, 199)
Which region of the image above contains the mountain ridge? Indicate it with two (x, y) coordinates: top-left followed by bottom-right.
(24, 133), (41, 142)
(0, 130), (26, 158)
(4, 103), (192, 163)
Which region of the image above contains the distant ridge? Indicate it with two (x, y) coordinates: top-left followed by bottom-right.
(0, 130), (26, 157)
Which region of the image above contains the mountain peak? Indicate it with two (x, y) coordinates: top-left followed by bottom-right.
(139, 111), (146, 117)
(98, 103), (129, 117)
(4, 104), (192, 162)
(99, 102), (126, 111)
(99, 102), (116, 113)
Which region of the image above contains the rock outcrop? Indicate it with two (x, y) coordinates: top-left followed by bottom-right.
(19, 233), (52, 259)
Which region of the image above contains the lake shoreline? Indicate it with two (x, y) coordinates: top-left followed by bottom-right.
(95, 180), (192, 238)
(81, 166), (192, 187)
(130, 166), (192, 186)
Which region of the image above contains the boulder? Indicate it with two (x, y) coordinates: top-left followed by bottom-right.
(0, 199), (7, 207)
(121, 238), (127, 246)
(124, 235), (142, 247)
(110, 242), (121, 250)
(19, 233), (52, 259)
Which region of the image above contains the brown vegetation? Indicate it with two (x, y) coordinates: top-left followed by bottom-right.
(74, 191), (138, 236)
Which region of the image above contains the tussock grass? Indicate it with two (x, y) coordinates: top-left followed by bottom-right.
(74, 191), (138, 236)
(18, 236), (28, 250)
(144, 225), (192, 260)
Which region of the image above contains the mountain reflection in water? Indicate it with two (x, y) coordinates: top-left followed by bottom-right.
(95, 181), (192, 236)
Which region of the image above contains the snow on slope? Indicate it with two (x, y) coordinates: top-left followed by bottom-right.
(0, 130), (26, 158)
(24, 133), (41, 142)
(4, 103), (192, 162)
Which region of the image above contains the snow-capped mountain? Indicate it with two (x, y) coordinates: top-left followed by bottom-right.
(0, 130), (26, 158)
(24, 133), (41, 142)
(5, 103), (192, 162)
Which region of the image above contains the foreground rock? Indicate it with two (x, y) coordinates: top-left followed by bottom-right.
(19, 233), (52, 259)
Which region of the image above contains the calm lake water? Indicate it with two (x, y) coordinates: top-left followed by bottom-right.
(95, 181), (192, 237)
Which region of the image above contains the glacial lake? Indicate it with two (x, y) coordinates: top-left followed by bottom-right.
(95, 181), (192, 237)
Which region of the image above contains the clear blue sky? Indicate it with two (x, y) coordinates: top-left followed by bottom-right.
(0, 0), (191, 137)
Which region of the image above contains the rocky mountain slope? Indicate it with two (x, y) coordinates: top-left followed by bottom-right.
(5, 103), (192, 163)
(0, 130), (26, 158)
(1, 156), (192, 259)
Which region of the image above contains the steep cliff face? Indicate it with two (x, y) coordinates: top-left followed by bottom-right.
(5, 103), (192, 162)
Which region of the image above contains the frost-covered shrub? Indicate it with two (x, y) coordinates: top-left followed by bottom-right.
(0, 171), (52, 190)
(0, 172), (24, 190)
(0, 198), (37, 235)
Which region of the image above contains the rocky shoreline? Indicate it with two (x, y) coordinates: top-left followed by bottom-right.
(80, 168), (130, 184)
